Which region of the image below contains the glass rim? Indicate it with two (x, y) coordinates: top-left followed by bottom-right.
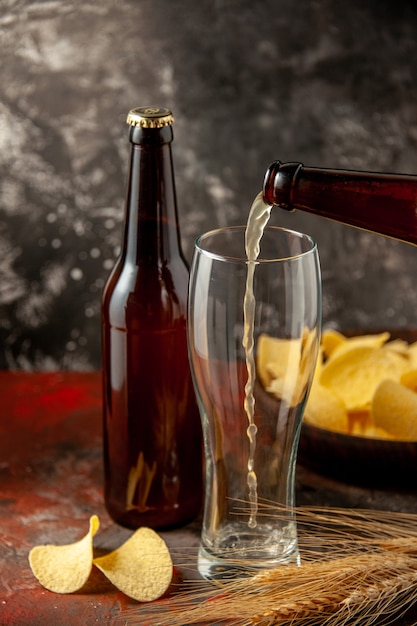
(194, 225), (318, 263)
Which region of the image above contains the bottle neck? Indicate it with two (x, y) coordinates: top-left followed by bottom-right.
(263, 161), (417, 246)
(122, 125), (184, 265)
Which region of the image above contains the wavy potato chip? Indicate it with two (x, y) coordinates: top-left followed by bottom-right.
(28, 515), (100, 594)
(321, 329), (346, 359)
(257, 333), (301, 388)
(372, 379), (417, 441)
(320, 345), (407, 412)
(401, 368), (417, 392)
(93, 526), (173, 602)
(407, 341), (417, 368)
(325, 331), (390, 363)
(383, 338), (409, 357)
(29, 517), (173, 603)
(304, 384), (349, 434)
(259, 330), (319, 407)
(301, 331), (417, 440)
(352, 423), (394, 440)
(313, 347), (324, 383)
(261, 330), (417, 441)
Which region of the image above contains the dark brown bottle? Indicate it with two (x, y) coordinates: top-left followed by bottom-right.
(263, 161), (417, 245)
(101, 106), (203, 530)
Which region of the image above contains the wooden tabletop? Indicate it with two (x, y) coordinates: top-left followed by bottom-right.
(1, 371), (417, 625)
(0, 372), (198, 625)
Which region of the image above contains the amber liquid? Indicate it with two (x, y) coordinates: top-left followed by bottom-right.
(242, 192), (273, 528)
(102, 263), (203, 529)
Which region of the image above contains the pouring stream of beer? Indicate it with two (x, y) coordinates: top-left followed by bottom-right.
(243, 192), (272, 529)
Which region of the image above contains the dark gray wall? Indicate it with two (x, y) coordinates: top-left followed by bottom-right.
(2, 0), (417, 370)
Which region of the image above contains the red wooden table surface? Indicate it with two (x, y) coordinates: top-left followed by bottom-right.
(0, 372), (200, 626)
(2, 372), (417, 626)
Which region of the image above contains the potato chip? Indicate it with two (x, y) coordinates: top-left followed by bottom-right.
(28, 515), (99, 594)
(321, 329), (346, 359)
(313, 347), (324, 384)
(354, 424), (394, 440)
(93, 526), (173, 602)
(371, 379), (417, 441)
(383, 338), (409, 357)
(304, 384), (349, 434)
(300, 331), (417, 440)
(257, 333), (301, 388)
(259, 330), (319, 407)
(300, 327), (320, 381)
(325, 331), (390, 363)
(407, 341), (417, 368)
(320, 345), (406, 411)
(401, 368), (417, 392)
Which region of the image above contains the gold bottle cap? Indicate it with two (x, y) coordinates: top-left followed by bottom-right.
(126, 106), (174, 128)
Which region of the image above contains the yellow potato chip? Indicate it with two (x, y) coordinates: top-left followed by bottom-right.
(257, 327), (320, 406)
(93, 526), (173, 603)
(300, 327), (320, 379)
(257, 333), (301, 388)
(325, 332), (390, 363)
(371, 379), (417, 441)
(300, 331), (417, 440)
(258, 330), (319, 406)
(313, 346), (324, 382)
(304, 384), (349, 434)
(320, 345), (406, 412)
(401, 368), (417, 391)
(407, 341), (417, 368)
(321, 329), (346, 359)
(28, 515), (100, 594)
(383, 338), (409, 357)
(354, 424), (394, 440)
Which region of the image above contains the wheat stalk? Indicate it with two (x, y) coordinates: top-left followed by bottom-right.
(246, 552), (417, 626)
(118, 506), (417, 626)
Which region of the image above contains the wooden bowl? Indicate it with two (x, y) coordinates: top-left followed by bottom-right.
(298, 422), (417, 488)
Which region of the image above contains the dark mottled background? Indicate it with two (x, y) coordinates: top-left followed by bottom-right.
(1, 0), (417, 370)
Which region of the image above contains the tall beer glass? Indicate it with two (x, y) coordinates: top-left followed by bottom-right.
(188, 225), (321, 579)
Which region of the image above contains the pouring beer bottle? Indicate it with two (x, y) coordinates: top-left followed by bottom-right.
(102, 106), (203, 529)
(263, 160), (417, 245)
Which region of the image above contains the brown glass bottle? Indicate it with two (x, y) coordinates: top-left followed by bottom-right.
(102, 107), (203, 530)
(263, 161), (417, 245)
